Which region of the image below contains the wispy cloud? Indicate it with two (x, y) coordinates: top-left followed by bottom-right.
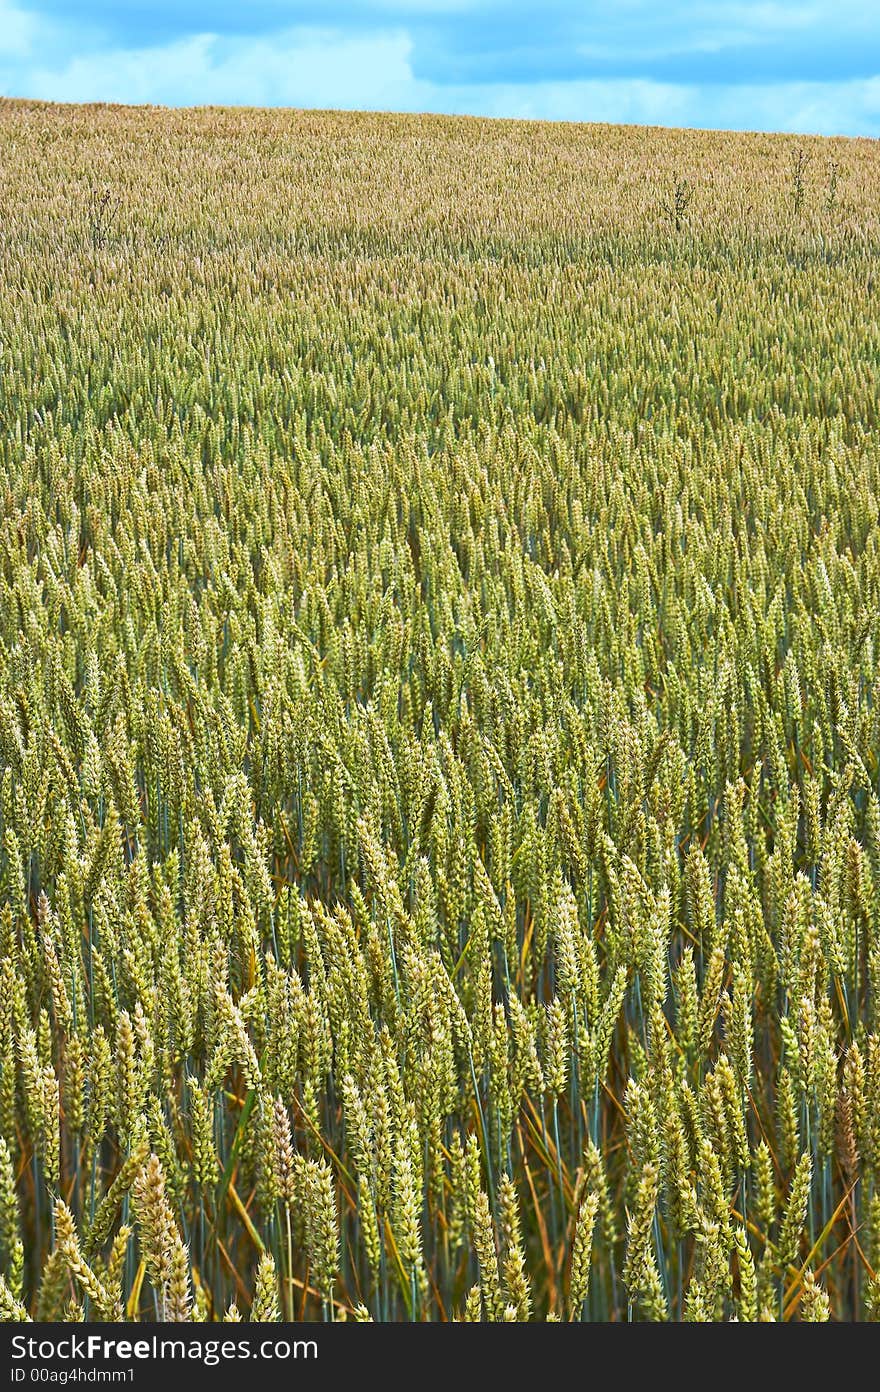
(0, 0), (42, 58)
(2, 3), (879, 136)
(9, 28), (417, 110)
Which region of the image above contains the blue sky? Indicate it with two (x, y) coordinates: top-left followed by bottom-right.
(2, 1), (879, 135)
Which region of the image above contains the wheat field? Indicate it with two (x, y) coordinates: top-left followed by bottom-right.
(0, 99), (879, 1322)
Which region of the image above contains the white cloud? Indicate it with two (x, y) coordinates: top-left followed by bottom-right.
(472, 73), (880, 136)
(0, 0), (40, 58)
(7, 28), (416, 108)
(692, 2), (858, 33)
(1, 17), (878, 137)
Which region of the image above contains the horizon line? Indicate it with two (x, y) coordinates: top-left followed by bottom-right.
(0, 96), (874, 143)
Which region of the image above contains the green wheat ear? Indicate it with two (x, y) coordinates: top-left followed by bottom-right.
(251, 1252), (281, 1322)
(569, 1192), (600, 1319)
(0, 1272), (31, 1321)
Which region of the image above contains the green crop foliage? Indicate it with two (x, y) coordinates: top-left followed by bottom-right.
(0, 99), (879, 1322)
